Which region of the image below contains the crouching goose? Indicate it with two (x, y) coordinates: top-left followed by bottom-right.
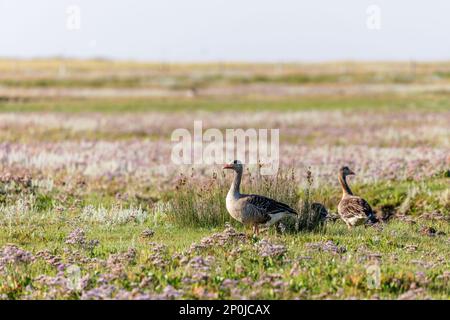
(223, 160), (297, 235)
(337, 166), (378, 229)
(311, 202), (328, 222)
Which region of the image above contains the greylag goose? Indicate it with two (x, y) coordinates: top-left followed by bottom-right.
(223, 160), (297, 235)
(337, 166), (378, 229)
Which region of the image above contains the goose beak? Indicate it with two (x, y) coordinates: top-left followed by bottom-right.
(223, 164), (233, 170)
(348, 170), (355, 175)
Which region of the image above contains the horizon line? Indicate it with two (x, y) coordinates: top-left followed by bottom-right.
(1, 56), (450, 65)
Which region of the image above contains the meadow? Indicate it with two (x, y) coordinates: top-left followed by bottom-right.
(0, 59), (449, 299)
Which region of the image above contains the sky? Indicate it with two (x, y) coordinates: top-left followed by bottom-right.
(1, 0), (449, 62)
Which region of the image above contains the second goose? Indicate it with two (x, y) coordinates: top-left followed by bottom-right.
(337, 166), (378, 229)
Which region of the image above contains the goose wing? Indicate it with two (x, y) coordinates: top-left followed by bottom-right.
(244, 194), (297, 217)
(339, 196), (374, 220)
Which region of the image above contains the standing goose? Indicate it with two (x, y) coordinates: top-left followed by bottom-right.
(223, 160), (297, 235)
(337, 166), (378, 229)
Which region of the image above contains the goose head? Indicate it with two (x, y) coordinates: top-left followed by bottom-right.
(339, 166), (355, 177)
(223, 160), (243, 173)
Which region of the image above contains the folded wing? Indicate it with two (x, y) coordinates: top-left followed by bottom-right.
(339, 196), (374, 221)
(243, 194), (297, 221)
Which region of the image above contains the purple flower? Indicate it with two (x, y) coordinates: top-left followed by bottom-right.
(255, 239), (287, 258)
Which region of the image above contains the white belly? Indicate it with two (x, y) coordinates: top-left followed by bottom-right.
(226, 193), (244, 223)
(264, 212), (288, 226)
(347, 216), (367, 226)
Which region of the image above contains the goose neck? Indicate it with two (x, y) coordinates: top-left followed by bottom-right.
(229, 169), (242, 197)
(339, 173), (353, 197)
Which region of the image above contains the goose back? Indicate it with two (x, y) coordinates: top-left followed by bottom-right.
(338, 195), (375, 226)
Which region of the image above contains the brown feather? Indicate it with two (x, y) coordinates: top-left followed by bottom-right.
(338, 195), (374, 226)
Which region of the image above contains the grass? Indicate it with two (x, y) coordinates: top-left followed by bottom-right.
(1, 93), (450, 113)
(0, 169), (448, 299)
(1, 59), (449, 89)
(167, 173), (230, 227)
(0, 72), (423, 89)
(1, 213), (449, 299)
(166, 168), (321, 231)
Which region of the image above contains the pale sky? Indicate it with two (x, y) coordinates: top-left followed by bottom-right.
(1, 0), (449, 62)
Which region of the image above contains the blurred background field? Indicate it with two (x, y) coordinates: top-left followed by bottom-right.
(1, 59), (450, 98)
(1, 59), (448, 181)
